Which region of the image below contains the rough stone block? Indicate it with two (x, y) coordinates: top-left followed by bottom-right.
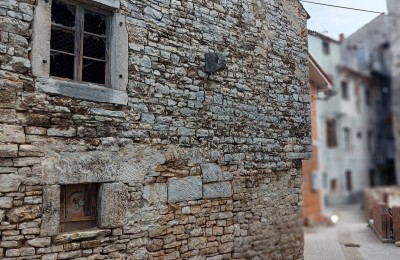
(25, 126), (47, 135)
(0, 209), (5, 221)
(143, 183), (167, 204)
(0, 197), (13, 208)
(13, 157), (41, 167)
(6, 205), (41, 223)
(89, 108), (125, 118)
(0, 124), (25, 143)
(47, 127), (76, 137)
(0, 173), (21, 192)
(203, 182), (232, 199)
(54, 230), (111, 243)
(19, 145), (44, 157)
(26, 237), (51, 247)
(168, 176), (202, 203)
(0, 145), (18, 157)
(98, 182), (128, 228)
(40, 185), (60, 237)
(200, 163), (232, 183)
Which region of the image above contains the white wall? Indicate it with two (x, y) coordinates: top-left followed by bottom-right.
(309, 32), (383, 211)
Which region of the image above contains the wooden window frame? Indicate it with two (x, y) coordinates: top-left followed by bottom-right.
(345, 170), (352, 192)
(60, 183), (99, 233)
(326, 119), (337, 148)
(341, 81), (349, 100)
(322, 40), (330, 55)
(50, 0), (111, 87)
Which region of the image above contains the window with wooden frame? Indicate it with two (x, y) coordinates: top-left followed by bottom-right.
(341, 81), (349, 100)
(344, 127), (351, 150)
(345, 170), (352, 191)
(60, 184), (98, 233)
(322, 40), (330, 55)
(326, 119), (337, 148)
(50, 0), (110, 86)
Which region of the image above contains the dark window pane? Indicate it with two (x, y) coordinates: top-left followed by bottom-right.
(84, 10), (106, 35)
(82, 58), (105, 84)
(52, 0), (75, 28)
(83, 35), (106, 60)
(51, 29), (75, 53)
(50, 52), (74, 80)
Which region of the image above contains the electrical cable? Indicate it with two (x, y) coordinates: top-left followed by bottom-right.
(300, 0), (385, 14)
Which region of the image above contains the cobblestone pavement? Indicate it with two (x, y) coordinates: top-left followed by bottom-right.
(304, 204), (400, 260)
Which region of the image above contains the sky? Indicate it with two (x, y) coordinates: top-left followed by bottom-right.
(302, 0), (387, 40)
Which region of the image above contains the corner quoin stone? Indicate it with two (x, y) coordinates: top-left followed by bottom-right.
(98, 182), (128, 228)
(168, 176), (202, 203)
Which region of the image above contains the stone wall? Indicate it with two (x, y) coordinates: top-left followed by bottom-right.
(0, 0), (310, 259)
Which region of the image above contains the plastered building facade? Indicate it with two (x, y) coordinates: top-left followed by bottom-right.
(0, 0), (311, 259)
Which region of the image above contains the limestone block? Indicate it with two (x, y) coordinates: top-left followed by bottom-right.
(89, 108), (125, 118)
(25, 127), (47, 135)
(43, 151), (119, 184)
(0, 197), (13, 208)
(0, 145), (18, 157)
(0, 124), (25, 143)
(168, 176), (202, 203)
(200, 163), (233, 183)
(144, 6), (163, 20)
(6, 205), (41, 223)
(47, 127), (76, 137)
(54, 230), (111, 243)
(40, 185), (60, 237)
(116, 146), (166, 183)
(0, 173), (21, 192)
(20, 247), (35, 256)
(35, 79), (128, 105)
(98, 182), (128, 228)
(13, 157), (41, 167)
(143, 183), (167, 204)
(26, 237), (51, 247)
(19, 145), (44, 157)
(203, 182), (232, 199)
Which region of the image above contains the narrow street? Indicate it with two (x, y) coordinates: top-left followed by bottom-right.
(304, 204), (400, 259)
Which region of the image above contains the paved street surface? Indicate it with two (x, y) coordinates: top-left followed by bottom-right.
(304, 204), (400, 259)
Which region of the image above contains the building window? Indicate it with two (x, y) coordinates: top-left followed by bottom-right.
(50, 0), (110, 86)
(341, 81), (349, 100)
(344, 127), (351, 150)
(345, 170), (352, 191)
(365, 89), (371, 106)
(367, 130), (373, 152)
(322, 41), (330, 55)
(330, 179), (337, 192)
(326, 119), (337, 147)
(31, 0), (128, 105)
(60, 184), (98, 233)
(369, 169), (375, 187)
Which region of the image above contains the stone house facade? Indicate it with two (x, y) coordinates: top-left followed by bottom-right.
(0, 0), (310, 259)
